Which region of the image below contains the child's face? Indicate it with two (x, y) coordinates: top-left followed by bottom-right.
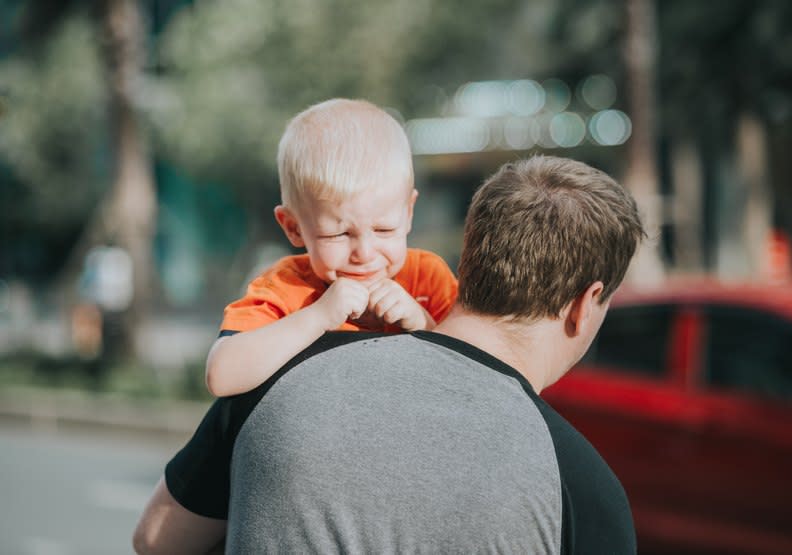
(275, 181), (417, 285)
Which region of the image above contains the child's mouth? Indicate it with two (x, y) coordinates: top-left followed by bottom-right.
(338, 271), (380, 281)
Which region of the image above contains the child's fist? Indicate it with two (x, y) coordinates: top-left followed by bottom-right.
(314, 278), (370, 330)
(367, 279), (435, 331)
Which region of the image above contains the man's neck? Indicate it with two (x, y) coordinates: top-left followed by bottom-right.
(432, 305), (566, 394)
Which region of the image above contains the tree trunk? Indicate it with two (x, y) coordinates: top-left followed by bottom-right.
(670, 141), (705, 273)
(622, 0), (665, 284)
(99, 0), (157, 358)
(736, 113), (772, 280)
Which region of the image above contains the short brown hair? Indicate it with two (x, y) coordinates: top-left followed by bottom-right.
(457, 155), (645, 320)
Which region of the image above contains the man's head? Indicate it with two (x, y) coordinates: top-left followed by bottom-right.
(457, 155), (645, 321)
(274, 99), (417, 284)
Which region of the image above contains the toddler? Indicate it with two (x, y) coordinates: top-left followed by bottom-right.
(206, 99), (458, 396)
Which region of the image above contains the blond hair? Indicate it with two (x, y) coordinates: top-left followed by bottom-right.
(458, 155), (645, 320)
(277, 99), (414, 209)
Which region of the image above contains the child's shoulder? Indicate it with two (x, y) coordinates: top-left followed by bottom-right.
(402, 249), (456, 285)
(405, 248), (451, 268)
(249, 254), (315, 286)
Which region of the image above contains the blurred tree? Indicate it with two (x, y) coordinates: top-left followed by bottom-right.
(622, 0), (665, 283)
(513, 0), (664, 280)
(657, 0), (792, 276)
(0, 7), (109, 279)
(97, 0), (157, 356)
(145, 0), (525, 201)
(1, 0), (155, 359)
(536, 0), (792, 277)
(3, 0), (792, 328)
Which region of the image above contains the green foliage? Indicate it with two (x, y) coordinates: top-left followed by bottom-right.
(658, 0), (792, 136)
(0, 350), (213, 401)
(147, 0), (537, 192)
(4, 0), (792, 286)
(0, 14), (108, 228)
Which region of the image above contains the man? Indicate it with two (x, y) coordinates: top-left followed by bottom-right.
(134, 155), (645, 554)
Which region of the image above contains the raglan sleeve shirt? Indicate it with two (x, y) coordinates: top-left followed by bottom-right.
(163, 331), (635, 553)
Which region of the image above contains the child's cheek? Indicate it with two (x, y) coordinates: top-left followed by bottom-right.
(320, 243), (349, 270)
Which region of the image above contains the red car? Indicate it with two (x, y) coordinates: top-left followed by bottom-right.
(542, 279), (792, 555)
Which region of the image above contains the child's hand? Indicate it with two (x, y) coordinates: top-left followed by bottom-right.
(367, 279), (436, 331)
(313, 277), (371, 330)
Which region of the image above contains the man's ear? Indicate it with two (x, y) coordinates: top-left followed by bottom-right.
(564, 281), (605, 337)
(274, 205), (305, 248)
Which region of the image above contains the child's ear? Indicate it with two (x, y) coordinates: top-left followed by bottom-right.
(274, 205), (305, 248)
(405, 189), (418, 233)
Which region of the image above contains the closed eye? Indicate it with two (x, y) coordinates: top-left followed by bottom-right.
(318, 232), (348, 239)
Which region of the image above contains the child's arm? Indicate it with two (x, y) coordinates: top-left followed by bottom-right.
(206, 278), (370, 396)
(367, 279), (437, 331)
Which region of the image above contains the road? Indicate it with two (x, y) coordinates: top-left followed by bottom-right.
(0, 422), (189, 555)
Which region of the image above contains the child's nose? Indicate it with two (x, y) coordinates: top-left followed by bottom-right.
(351, 235), (375, 263)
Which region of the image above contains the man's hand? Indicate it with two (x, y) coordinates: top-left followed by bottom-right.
(367, 279), (436, 331)
(313, 277), (371, 330)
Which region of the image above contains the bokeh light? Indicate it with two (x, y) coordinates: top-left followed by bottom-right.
(535, 114), (558, 148)
(542, 78), (571, 113)
(409, 78), (634, 153)
(504, 117), (541, 150)
(550, 112), (586, 147)
(506, 80), (545, 116)
(454, 81), (509, 117)
(589, 109), (632, 145)
(579, 74), (617, 110)
(406, 117), (490, 155)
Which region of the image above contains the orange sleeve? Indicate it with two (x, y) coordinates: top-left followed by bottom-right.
(219, 256), (323, 333)
(403, 249), (458, 324)
(220, 274), (289, 333)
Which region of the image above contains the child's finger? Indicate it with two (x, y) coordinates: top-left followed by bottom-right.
(373, 294), (400, 319)
(365, 277), (389, 291)
(368, 284), (391, 310)
(382, 302), (409, 325)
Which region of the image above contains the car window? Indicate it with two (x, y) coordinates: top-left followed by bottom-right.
(703, 306), (792, 403)
(582, 304), (673, 378)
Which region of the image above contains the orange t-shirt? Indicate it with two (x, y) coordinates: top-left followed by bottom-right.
(221, 248), (458, 333)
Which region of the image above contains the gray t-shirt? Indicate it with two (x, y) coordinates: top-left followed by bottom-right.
(166, 331), (635, 554)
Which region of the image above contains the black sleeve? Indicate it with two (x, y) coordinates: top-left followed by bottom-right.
(533, 396), (637, 555)
(165, 396), (251, 519)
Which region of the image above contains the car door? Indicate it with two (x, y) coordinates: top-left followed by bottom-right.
(677, 303), (792, 554)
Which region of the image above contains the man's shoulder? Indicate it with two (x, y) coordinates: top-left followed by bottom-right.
(533, 397), (637, 552)
(210, 331), (390, 436)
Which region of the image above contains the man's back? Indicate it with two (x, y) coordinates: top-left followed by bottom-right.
(167, 332), (635, 554)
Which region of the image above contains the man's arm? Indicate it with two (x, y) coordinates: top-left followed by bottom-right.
(133, 477), (227, 555)
(206, 277), (370, 396)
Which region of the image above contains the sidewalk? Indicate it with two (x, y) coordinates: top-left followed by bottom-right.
(0, 385), (209, 438)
